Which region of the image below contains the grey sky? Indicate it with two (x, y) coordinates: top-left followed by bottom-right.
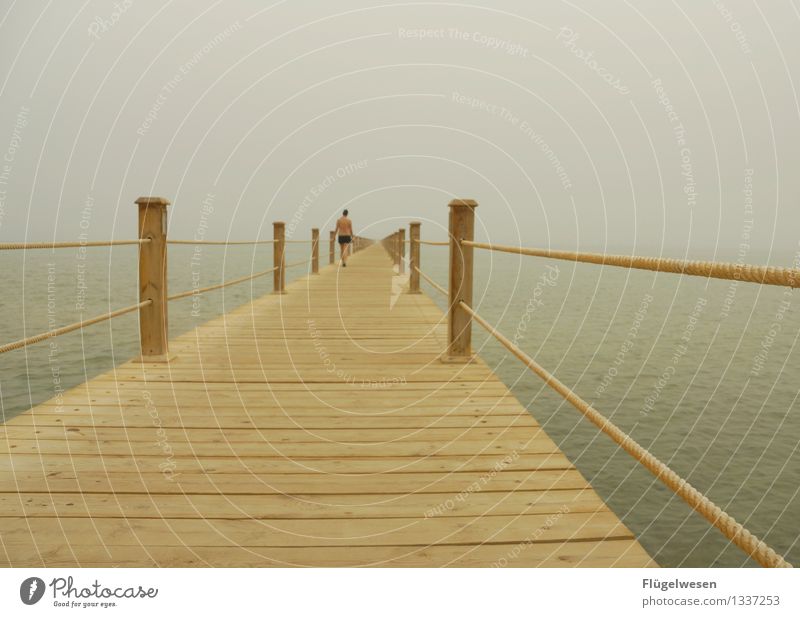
(1, 0), (799, 262)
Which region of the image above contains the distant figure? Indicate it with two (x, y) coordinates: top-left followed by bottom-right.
(335, 209), (354, 267)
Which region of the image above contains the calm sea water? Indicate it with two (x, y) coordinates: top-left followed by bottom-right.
(0, 243), (306, 416)
(423, 246), (800, 568)
(1, 244), (798, 567)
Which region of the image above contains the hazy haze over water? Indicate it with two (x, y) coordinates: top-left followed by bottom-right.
(1, 1), (799, 256)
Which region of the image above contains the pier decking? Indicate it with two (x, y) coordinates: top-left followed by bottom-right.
(0, 244), (654, 567)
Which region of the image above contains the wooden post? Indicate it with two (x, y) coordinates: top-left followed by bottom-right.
(273, 221), (286, 293)
(409, 222), (421, 293)
(398, 228), (406, 274)
(445, 199), (478, 361)
(311, 228), (319, 274)
(135, 196), (170, 361)
(329, 230), (335, 264)
(393, 231), (400, 271)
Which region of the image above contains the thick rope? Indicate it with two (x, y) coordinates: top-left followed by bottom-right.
(463, 241), (800, 289)
(168, 266), (278, 301)
(285, 258), (313, 269)
(0, 239), (150, 250)
(415, 240), (448, 246)
(460, 301), (792, 568)
(168, 239), (274, 245)
(0, 300), (151, 355)
(414, 266), (447, 296)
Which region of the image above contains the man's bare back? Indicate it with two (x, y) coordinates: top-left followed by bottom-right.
(336, 216), (353, 237)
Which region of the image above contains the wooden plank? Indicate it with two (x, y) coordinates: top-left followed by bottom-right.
(6, 412), (533, 429)
(1, 452), (567, 474)
(0, 425), (542, 443)
(0, 539), (655, 568)
(0, 489), (606, 519)
(0, 434), (562, 457)
(0, 511), (636, 547)
(0, 468), (580, 494)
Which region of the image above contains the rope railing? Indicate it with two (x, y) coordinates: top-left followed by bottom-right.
(0, 239), (150, 250)
(285, 257), (314, 269)
(168, 266), (279, 301)
(168, 239), (274, 245)
(459, 300), (791, 568)
(415, 239), (448, 246)
(462, 241), (800, 289)
(169, 239), (313, 245)
(396, 199), (795, 567)
(414, 266), (447, 296)
(0, 300), (151, 355)
(0, 196), (353, 357)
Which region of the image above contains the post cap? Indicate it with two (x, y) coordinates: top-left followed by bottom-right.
(410, 221), (421, 226)
(448, 199), (478, 208)
(273, 221), (286, 226)
(135, 196), (170, 207)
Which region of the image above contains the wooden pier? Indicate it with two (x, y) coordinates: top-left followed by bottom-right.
(0, 242), (654, 567)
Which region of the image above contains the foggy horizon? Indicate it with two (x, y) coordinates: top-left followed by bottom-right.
(1, 1), (799, 263)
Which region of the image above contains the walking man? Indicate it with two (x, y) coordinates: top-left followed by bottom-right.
(335, 209), (354, 267)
